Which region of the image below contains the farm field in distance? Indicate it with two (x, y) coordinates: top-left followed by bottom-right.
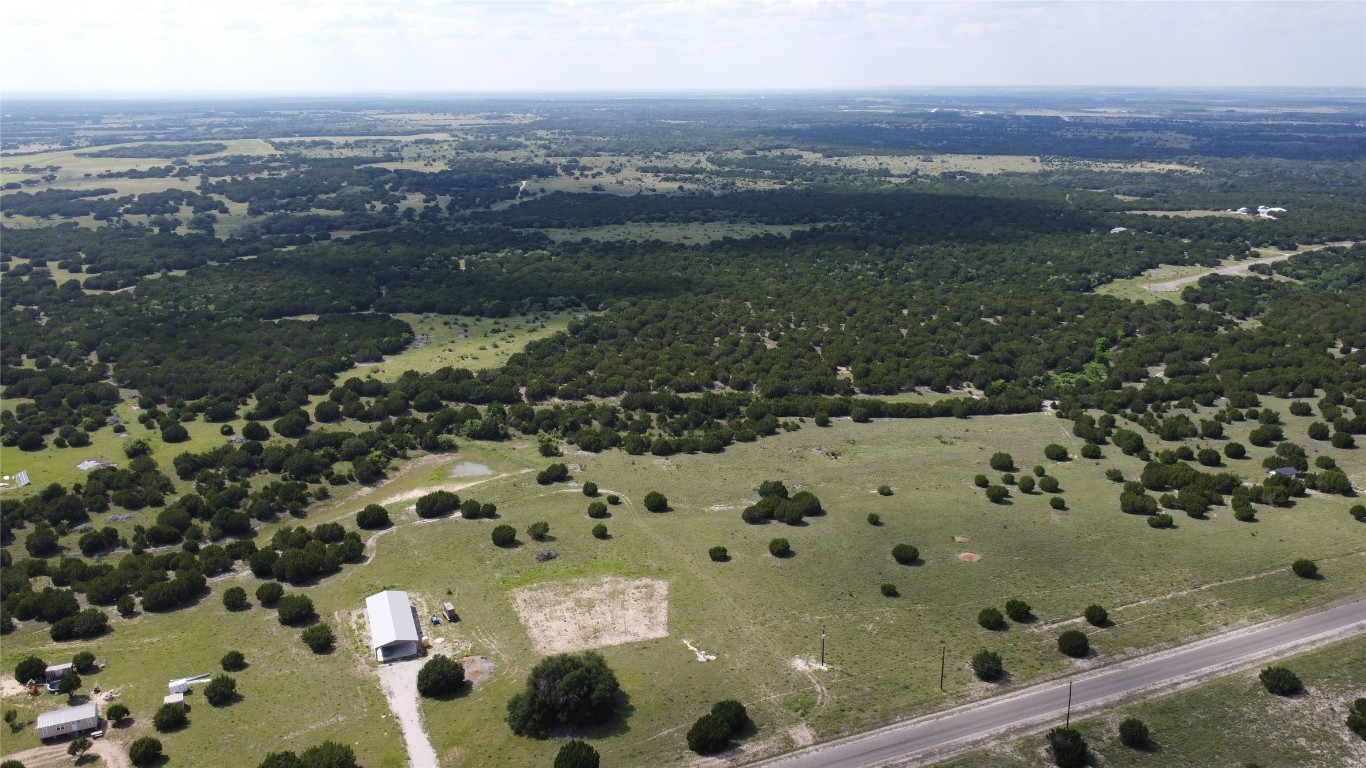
(3, 90), (1365, 768)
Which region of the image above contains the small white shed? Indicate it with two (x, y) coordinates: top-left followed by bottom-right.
(366, 590), (421, 662)
(36, 701), (100, 740)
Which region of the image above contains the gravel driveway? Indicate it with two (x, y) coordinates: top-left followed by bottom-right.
(376, 657), (440, 768)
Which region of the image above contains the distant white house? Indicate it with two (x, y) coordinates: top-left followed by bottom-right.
(366, 590), (421, 662)
(1267, 466), (1300, 479)
(1110, 227), (1129, 234)
(36, 701), (99, 740)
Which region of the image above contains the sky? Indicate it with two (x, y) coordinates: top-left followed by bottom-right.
(3, 0), (1364, 95)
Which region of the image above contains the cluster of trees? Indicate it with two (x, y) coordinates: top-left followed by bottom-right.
(686, 700), (751, 755)
(741, 481), (821, 525)
(505, 652), (622, 738)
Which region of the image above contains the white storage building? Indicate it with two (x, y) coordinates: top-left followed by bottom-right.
(36, 701), (100, 740)
(366, 590), (421, 662)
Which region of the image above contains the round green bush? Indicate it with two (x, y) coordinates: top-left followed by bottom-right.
(891, 544), (919, 565)
(128, 736), (163, 766)
(989, 452), (1014, 471)
(866, 512), (881, 526)
(222, 586), (248, 611)
(554, 740), (600, 768)
(1291, 559), (1319, 579)
(877, 485), (893, 496)
(1044, 443), (1070, 461)
(978, 607), (1007, 631)
(356, 504), (391, 529)
(491, 525), (517, 547)
(302, 623), (335, 653)
(1119, 717), (1150, 749)
(1084, 604), (1108, 627)
(880, 583), (898, 597)
(606, 494), (621, 505)
(255, 582), (284, 607)
(152, 702), (187, 732)
(592, 524), (609, 540)
(417, 655), (465, 698)
(1147, 513), (1174, 529)
(203, 674), (237, 706)
(768, 538), (791, 558)
(1004, 599), (1032, 622)
(587, 501), (608, 518)
(644, 491), (668, 512)
(221, 650), (246, 671)
(276, 594), (315, 626)
(527, 521), (550, 541)
(1047, 727), (1090, 768)
(686, 713), (731, 755)
(985, 485), (1009, 503)
(1259, 666), (1303, 696)
(1050, 496), (1067, 510)
(1057, 630), (1090, 658)
(708, 546), (728, 562)
(1017, 475), (1036, 494)
(1038, 476), (1060, 493)
(974, 474), (989, 488)
(1080, 443), (1102, 459)
(582, 482), (599, 497)
(971, 649), (1004, 681)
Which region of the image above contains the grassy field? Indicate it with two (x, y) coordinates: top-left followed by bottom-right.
(3, 396), (1361, 767)
(1093, 246), (1302, 303)
(937, 634), (1366, 767)
(0, 139), (275, 194)
(370, 312), (582, 379)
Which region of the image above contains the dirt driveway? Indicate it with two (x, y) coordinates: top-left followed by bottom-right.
(375, 657), (440, 768)
(2, 738), (133, 768)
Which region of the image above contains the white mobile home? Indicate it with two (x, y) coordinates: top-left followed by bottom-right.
(366, 590), (421, 662)
(36, 701), (100, 740)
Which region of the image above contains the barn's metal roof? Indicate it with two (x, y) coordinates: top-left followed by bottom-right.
(366, 590), (419, 650)
(36, 701), (98, 729)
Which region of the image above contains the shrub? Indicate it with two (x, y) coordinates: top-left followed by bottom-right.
(643, 491), (668, 512)
(866, 512), (881, 526)
(974, 474), (990, 488)
(536, 463), (570, 485)
(768, 538), (791, 558)
(51, 608), (109, 641)
(1038, 476), (1060, 493)
(106, 702), (130, 722)
(1224, 441), (1247, 459)
(527, 521), (550, 541)
(1331, 431), (1355, 449)
(555, 740), (600, 768)
(1084, 604), (1108, 627)
(152, 702), (187, 732)
(1291, 558), (1319, 579)
(14, 656), (46, 685)
(1050, 496), (1067, 510)
(971, 649), (1004, 681)
(606, 494), (621, 505)
(505, 651), (621, 737)
(204, 674), (237, 706)
(128, 736), (163, 765)
(978, 607), (1007, 631)
(117, 595), (136, 616)
(686, 713), (732, 755)
(1105, 468), (1124, 482)
(1057, 630), (1090, 658)
(1259, 666), (1303, 696)
(221, 650), (246, 671)
(356, 504), (391, 529)
(1147, 513), (1174, 529)
(1044, 444), (1069, 461)
(582, 482), (598, 497)
(708, 546), (728, 562)
(536, 549), (557, 562)
(1046, 727), (1090, 768)
(891, 544), (919, 565)
(592, 524), (609, 540)
(299, 742), (357, 768)
(989, 452), (1014, 471)
(223, 586), (248, 611)
(256, 582), (284, 607)
(1004, 599), (1032, 622)
(417, 655), (465, 698)
(587, 501), (608, 518)
(1001, 473), (1015, 486)
(415, 490), (459, 518)
(1080, 443), (1102, 459)
(877, 485), (893, 496)
(302, 623), (335, 653)
(276, 594), (316, 626)
(1352, 504), (1366, 522)
(985, 485), (1009, 503)
(1119, 717), (1150, 749)
(1017, 475), (1036, 494)
(491, 525), (517, 547)
(880, 583), (898, 597)
(712, 699), (750, 732)
(1346, 697), (1366, 739)
(72, 651), (96, 674)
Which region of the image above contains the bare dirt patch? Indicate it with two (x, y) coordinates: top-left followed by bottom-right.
(953, 535), (970, 543)
(958, 552), (982, 562)
(460, 655), (496, 686)
(2, 740), (132, 768)
(511, 576), (669, 655)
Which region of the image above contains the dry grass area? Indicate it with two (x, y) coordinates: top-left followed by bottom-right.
(510, 576), (669, 655)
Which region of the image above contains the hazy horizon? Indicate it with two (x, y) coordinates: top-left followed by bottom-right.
(3, 1), (1364, 96)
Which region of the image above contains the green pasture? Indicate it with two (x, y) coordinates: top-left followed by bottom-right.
(3, 402), (1362, 767)
(369, 312), (582, 380)
(938, 635), (1366, 767)
(0, 139), (274, 194)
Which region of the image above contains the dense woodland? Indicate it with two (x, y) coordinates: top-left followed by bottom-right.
(2, 92), (1365, 634)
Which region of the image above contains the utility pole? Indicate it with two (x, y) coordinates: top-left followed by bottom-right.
(1064, 681), (1074, 728)
(939, 644), (946, 691)
(820, 625), (826, 666)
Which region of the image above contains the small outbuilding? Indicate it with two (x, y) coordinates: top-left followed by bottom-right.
(44, 663), (73, 682)
(36, 701), (100, 740)
(1267, 466), (1300, 479)
(163, 692), (185, 709)
(442, 602), (458, 622)
(366, 590), (421, 662)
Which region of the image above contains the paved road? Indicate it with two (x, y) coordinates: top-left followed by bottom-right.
(757, 598), (1366, 768)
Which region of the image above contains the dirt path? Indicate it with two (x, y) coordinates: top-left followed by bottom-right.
(2, 738), (133, 768)
(375, 658), (440, 768)
(1145, 252), (1295, 291)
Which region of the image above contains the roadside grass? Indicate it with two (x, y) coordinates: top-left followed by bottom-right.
(3, 406), (1362, 767)
(938, 634), (1366, 768)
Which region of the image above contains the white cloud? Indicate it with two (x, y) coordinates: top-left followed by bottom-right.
(2, 0), (1362, 93)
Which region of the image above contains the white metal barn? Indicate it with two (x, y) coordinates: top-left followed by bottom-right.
(366, 590), (421, 662)
(36, 701), (99, 740)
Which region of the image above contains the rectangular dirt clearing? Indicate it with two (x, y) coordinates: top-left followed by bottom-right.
(511, 576), (668, 655)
